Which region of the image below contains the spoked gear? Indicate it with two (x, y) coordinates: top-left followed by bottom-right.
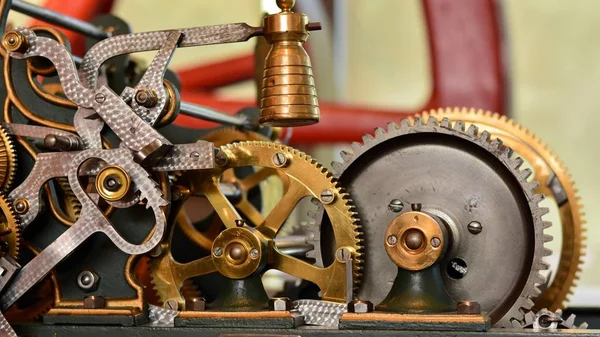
(0, 125), (17, 192)
(327, 115), (550, 327)
(0, 194), (20, 260)
(420, 107), (585, 311)
(149, 141), (362, 306)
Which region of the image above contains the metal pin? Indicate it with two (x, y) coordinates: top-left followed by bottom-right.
(179, 101), (253, 129)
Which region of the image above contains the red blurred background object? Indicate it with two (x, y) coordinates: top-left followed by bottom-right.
(28, 0), (507, 144)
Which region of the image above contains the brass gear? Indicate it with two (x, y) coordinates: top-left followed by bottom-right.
(0, 193), (20, 260)
(178, 129), (284, 250)
(150, 141), (362, 306)
(0, 124), (17, 192)
(419, 107), (584, 311)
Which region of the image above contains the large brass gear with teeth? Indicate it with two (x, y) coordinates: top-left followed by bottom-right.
(0, 193), (20, 260)
(149, 141), (362, 306)
(0, 124), (17, 192)
(419, 107), (585, 311)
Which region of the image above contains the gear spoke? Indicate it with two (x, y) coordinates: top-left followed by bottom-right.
(235, 198), (264, 226)
(203, 177), (242, 229)
(238, 167), (280, 191)
(176, 256), (217, 283)
(258, 178), (309, 238)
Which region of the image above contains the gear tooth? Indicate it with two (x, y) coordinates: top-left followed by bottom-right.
(479, 130), (491, 142)
(331, 161), (344, 174)
(440, 117), (451, 128)
(579, 322), (589, 329)
(399, 118), (411, 131)
(538, 206), (550, 216)
(490, 138), (503, 151)
(350, 141), (362, 152)
(340, 149), (354, 162)
(564, 314), (575, 326)
(374, 127), (386, 136)
(542, 221), (552, 229)
(386, 122), (399, 133)
(426, 116), (438, 126)
(502, 146), (514, 158)
(543, 234), (553, 243)
(519, 168), (533, 180)
(453, 120), (465, 132)
(466, 124), (478, 136)
(510, 157), (524, 170)
(413, 117), (425, 127)
(544, 248), (553, 256)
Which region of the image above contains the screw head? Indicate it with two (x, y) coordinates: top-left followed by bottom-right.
(272, 152), (288, 167)
(269, 297), (292, 311)
(235, 219), (245, 227)
(2, 31), (28, 53)
(456, 301), (481, 315)
(320, 189), (335, 204)
(134, 89), (158, 108)
(411, 203), (422, 211)
(164, 299), (179, 310)
(430, 237), (441, 248)
(215, 150), (228, 166)
(249, 248), (259, 259)
(335, 247), (352, 262)
(14, 198), (28, 214)
(386, 235), (397, 246)
(213, 246), (223, 257)
(388, 199), (404, 212)
(149, 245), (163, 257)
(184, 297), (206, 311)
(347, 300), (373, 313)
(94, 93), (106, 103)
(189, 151), (200, 162)
(467, 221), (483, 234)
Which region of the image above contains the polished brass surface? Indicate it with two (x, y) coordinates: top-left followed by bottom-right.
(95, 165), (132, 202)
(341, 312), (488, 324)
(0, 124), (16, 192)
(259, 0), (319, 126)
(150, 141), (362, 305)
(384, 211), (444, 271)
(0, 194), (20, 261)
(211, 227), (266, 279)
(155, 80), (180, 127)
(2, 30), (28, 53)
(420, 107), (585, 311)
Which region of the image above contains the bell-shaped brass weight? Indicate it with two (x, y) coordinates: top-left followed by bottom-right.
(260, 0), (320, 127)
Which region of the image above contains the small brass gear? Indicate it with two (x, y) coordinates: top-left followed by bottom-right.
(149, 141), (363, 306)
(419, 107), (585, 311)
(0, 124), (17, 192)
(0, 193), (20, 260)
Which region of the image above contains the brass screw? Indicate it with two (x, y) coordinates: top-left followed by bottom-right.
(320, 189), (335, 204)
(2, 30), (28, 53)
(272, 152), (288, 167)
(14, 198), (29, 214)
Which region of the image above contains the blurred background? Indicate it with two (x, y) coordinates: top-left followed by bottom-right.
(7, 0), (599, 306)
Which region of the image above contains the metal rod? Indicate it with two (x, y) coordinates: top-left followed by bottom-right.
(179, 101), (252, 128)
(11, 0), (109, 40)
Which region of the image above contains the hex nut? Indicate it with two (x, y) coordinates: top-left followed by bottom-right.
(347, 300), (374, 313)
(83, 296), (105, 309)
(77, 270), (100, 292)
(184, 297), (206, 311)
(457, 301), (481, 315)
(269, 297), (292, 311)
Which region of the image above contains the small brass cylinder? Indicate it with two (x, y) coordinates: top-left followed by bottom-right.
(260, 0), (319, 127)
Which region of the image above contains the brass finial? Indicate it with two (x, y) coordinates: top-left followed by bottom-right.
(276, 0), (296, 12)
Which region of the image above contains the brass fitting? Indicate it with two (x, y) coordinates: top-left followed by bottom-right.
(2, 30), (29, 53)
(95, 166), (131, 202)
(259, 0), (320, 127)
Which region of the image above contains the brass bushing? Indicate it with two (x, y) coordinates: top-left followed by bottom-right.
(2, 30), (29, 53)
(384, 211), (444, 271)
(212, 227), (264, 279)
(95, 166), (131, 202)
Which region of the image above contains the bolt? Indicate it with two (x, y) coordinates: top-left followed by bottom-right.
(456, 301), (481, 315)
(386, 235), (397, 246)
(94, 93), (106, 103)
(215, 150), (228, 166)
(134, 89), (158, 108)
(77, 270), (100, 292)
(411, 203), (422, 211)
(164, 299), (179, 310)
(235, 219), (245, 227)
(467, 221), (483, 235)
(83, 296), (105, 309)
(431, 237), (441, 248)
(335, 247), (352, 262)
(388, 199), (404, 213)
(190, 151), (200, 162)
(14, 199), (28, 214)
(404, 229), (424, 250)
(320, 189), (335, 204)
(347, 300), (374, 313)
(213, 246), (223, 257)
(249, 248), (259, 259)
(185, 297), (206, 311)
(269, 297), (292, 311)
(272, 152), (288, 167)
